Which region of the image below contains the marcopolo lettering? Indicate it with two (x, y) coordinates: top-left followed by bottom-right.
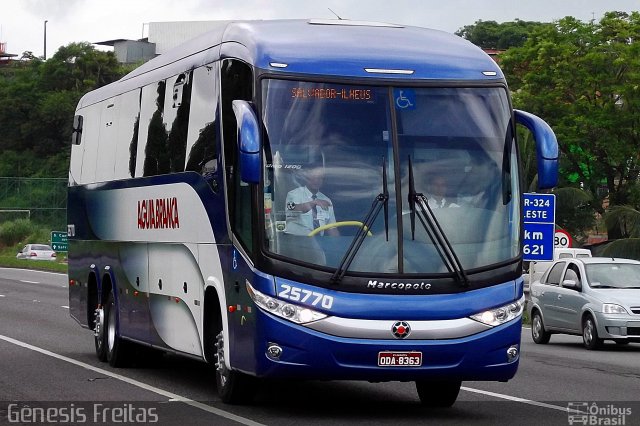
(367, 280), (432, 290)
(137, 197), (180, 230)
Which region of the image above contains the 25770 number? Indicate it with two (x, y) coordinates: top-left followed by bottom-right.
(278, 284), (334, 309)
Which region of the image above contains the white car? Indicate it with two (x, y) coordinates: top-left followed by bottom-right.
(16, 244), (57, 261)
(529, 257), (640, 349)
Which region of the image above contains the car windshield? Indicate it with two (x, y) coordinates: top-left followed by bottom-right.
(586, 263), (640, 288)
(261, 79), (519, 275)
(32, 245), (52, 251)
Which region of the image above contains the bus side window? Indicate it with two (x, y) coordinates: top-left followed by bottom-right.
(185, 64), (220, 187)
(142, 80), (169, 177)
(221, 59), (254, 253)
(71, 115), (83, 145)
(166, 72), (193, 172)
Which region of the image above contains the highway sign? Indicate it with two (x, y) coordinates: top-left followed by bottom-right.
(51, 231), (68, 252)
(523, 193), (556, 261)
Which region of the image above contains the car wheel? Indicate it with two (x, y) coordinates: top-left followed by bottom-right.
(104, 292), (130, 367)
(416, 380), (461, 407)
(215, 331), (257, 404)
(531, 310), (551, 344)
(582, 315), (603, 350)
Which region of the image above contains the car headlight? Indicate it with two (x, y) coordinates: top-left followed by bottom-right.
(470, 295), (525, 327)
(602, 303), (628, 314)
(246, 282), (327, 324)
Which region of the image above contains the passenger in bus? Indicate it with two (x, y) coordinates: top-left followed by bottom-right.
(284, 164), (339, 236)
(427, 175), (460, 209)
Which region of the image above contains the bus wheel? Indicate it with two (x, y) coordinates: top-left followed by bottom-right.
(104, 292), (130, 367)
(416, 380), (461, 407)
(215, 331), (257, 404)
(94, 305), (108, 362)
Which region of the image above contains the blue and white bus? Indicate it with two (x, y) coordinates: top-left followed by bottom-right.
(68, 19), (558, 406)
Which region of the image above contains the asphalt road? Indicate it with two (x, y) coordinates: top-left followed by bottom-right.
(0, 267), (639, 426)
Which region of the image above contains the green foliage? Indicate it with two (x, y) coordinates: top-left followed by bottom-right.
(502, 12), (640, 238)
(0, 219), (45, 247)
(0, 42), (129, 178)
(599, 238), (640, 260)
(455, 19), (552, 49)
(553, 186), (595, 245)
(605, 205), (640, 238)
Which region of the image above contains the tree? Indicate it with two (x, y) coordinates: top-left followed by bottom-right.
(602, 205), (640, 259)
(0, 42), (131, 177)
(455, 19), (552, 49)
(501, 12), (640, 240)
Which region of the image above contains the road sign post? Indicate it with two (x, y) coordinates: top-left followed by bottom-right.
(522, 193), (555, 261)
(51, 231), (68, 252)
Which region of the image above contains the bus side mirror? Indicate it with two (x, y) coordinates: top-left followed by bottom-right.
(515, 110), (558, 190)
(232, 100), (261, 184)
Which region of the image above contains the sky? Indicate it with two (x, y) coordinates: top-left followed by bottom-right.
(1, 0), (639, 58)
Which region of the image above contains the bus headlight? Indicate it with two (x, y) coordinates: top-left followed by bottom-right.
(246, 282), (327, 324)
(470, 295), (525, 327)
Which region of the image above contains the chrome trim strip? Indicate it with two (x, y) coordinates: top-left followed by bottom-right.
(305, 316), (491, 340)
(364, 68), (414, 75)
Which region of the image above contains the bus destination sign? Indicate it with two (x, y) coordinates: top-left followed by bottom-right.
(291, 88), (372, 101)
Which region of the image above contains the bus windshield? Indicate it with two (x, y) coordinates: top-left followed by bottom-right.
(261, 79), (520, 275)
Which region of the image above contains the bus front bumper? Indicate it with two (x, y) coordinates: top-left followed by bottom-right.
(249, 310), (522, 382)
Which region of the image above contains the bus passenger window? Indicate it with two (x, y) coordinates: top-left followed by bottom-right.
(185, 64), (220, 185)
(71, 115), (83, 145)
(167, 72), (192, 172)
(137, 81), (169, 177)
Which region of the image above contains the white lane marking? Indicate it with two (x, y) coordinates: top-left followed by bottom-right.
(61, 306), (69, 309)
(0, 267), (67, 277)
(462, 386), (567, 412)
(20, 280), (40, 284)
(0, 334), (265, 426)
(0, 295), (5, 297)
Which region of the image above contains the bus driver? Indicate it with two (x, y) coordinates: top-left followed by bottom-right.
(284, 164), (339, 236)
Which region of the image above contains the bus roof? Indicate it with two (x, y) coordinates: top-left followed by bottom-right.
(79, 20), (503, 107)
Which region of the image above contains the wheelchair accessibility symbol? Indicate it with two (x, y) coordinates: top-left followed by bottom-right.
(394, 89), (416, 110)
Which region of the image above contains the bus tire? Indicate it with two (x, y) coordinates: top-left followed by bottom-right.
(416, 380), (461, 407)
(215, 330), (257, 404)
(94, 303), (108, 362)
(104, 292), (130, 367)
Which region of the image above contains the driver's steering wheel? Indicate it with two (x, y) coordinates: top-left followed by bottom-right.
(307, 221), (374, 237)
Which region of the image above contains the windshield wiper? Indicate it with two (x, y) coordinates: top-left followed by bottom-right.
(408, 156), (469, 287)
(331, 157), (389, 285)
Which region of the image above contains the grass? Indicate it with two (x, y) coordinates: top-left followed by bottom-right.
(0, 217), (68, 273)
(0, 245), (68, 273)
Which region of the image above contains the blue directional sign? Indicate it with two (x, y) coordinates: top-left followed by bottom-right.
(522, 193), (555, 261)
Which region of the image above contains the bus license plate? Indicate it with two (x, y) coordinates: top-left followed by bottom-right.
(377, 351), (422, 367)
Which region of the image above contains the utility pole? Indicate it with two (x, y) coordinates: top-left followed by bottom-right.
(44, 20), (48, 60)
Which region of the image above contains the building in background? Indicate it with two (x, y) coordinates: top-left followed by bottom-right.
(0, 42), (18, 65)
(94, 38), (156, 64)
(96, 21), (227, 64)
